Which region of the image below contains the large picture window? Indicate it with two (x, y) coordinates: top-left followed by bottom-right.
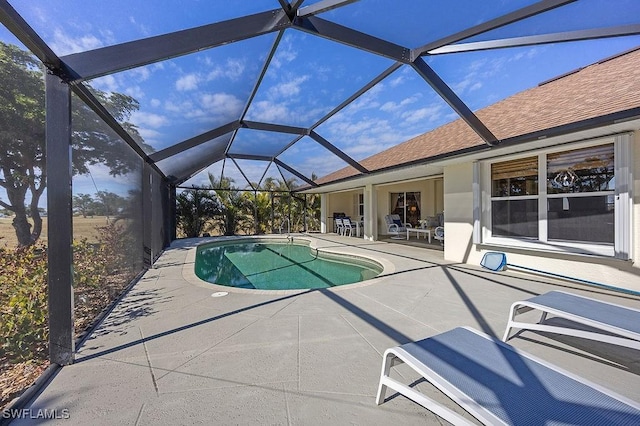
(481, 135), (632, 258)
(546, 144), (614, 244)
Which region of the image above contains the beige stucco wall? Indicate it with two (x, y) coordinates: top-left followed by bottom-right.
(326, 191), (359, 219)
(443, 164), (475, 263)
(445, 131), (640, 293)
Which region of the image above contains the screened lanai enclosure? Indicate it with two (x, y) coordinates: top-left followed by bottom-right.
(1, 0), (640, 398)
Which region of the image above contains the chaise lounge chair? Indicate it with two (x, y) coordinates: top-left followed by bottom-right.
(384, 214), (411, 239)
(376, 326), (640, 425)
(503, 290), (640, 350)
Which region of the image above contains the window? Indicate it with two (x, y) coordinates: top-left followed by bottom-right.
(480, 135), (632, 258)
(491, 156), (538, 238)
(390, 192), (421, 227)
(546, 145), (614, 244)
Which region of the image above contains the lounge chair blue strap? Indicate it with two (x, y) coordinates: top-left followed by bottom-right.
(376, 327), (640, 425)
(503, 291), (640, 350)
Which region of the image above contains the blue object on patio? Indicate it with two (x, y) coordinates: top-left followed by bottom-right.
(480, 251), (507, 271)
(376, 326), (640, 425)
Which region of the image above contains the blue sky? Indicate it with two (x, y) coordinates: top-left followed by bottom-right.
(1, 0), (640, 206)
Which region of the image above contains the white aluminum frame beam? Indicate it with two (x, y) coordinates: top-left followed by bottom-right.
(297, 0), (360, 17)
(428, 24), (640, 55)
(412, 0), (577, 59)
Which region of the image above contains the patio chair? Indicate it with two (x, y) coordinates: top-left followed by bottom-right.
(334, 218), (345, 235)
(503, 290), (640, 351)
(384, 214), (411, 239)
(433, 226), (444, 245)
(376, 326), (640, 425)
(342, 217), (358, 237)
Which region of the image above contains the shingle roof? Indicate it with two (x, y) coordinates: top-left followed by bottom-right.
(316, 47), (640, 185)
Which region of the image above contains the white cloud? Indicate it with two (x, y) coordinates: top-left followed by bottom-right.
(246, 100), (290, 123)
(150, 98), (162, 108)
(469, 82), (482, 92)
(131, 111), (169, 128)
(206, 58), (246, 81)
(344, 84), (384, 114)
(268, 75), (310, 99)
(271, 37), (297, 70)
(128, 66), (152, 82)
(182, 93), (244, 122)
(200, 93), (243, 115)
(175, 74), (200, 91)
(91, 74), (119, 92)
(125, 85), (145, 99)
(50, 28), (104, 55)
(389, 75), (405, 87)
(400, 105), (443, 123)
(137, 128), (163, 149)
(129, 16), (151, 37)
(379, 96), (419, 113)
(164, 100), (193, 113)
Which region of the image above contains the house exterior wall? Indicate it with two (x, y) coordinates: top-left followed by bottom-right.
(443, 163), (475, 263)
(444, 131), (640, 293)
(633, 130), (640, 268)
(327, 192), (357, 218)
(375, 178), (443, 237)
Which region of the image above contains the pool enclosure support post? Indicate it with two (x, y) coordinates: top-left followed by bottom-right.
(142, 163), (152, 267)
(46, 73), (75, 365)
(363, 184), (377, 241)
(270, 192), (275, 233)
(303, 194), (307, 232)
(169, 185), (177, 242)
(320, 194), (327, 233)
(254, 191), (258, 235)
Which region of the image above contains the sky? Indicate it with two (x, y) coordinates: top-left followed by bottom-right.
(1, 0), (640, 208)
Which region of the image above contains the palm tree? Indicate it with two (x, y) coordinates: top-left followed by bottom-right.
(175, 189), (219, 238)
(208, 174), (251, 236)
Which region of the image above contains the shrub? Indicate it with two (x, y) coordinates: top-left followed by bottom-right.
(0, 245), (48, 362)
(73, 239), (106, 288)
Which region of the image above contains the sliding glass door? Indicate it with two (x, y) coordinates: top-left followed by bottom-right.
(390, 192), (421, 227)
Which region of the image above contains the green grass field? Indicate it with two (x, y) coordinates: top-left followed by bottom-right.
(0, 216), (109, 248)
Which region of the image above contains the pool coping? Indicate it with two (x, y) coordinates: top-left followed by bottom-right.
(181, 234), (397, 295)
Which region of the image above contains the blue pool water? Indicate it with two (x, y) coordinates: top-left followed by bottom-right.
(195, 240), (382, 290)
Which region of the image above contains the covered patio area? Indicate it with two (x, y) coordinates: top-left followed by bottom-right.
(15, 236), (640, 425)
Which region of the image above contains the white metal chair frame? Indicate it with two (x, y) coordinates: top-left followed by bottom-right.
(342, 217), (358, 237)
(503, 290), (640, 351)
(384, 214), (411, 239)
(433, 226), (444, 245)
(377, 326), (640, 425)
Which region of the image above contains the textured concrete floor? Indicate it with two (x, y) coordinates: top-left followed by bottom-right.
(14, 234), (640, 425)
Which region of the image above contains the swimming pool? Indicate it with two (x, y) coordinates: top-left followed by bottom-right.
(195, 239), (383, 290)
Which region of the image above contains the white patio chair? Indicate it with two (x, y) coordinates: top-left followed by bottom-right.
(433, 226), (444, 245)
(384, 214), (410, 239)
(503, 290), (640, 351)
(376, 327), (640, 425)
(343, 217), (358, 237)
(334, 218), (345, 235)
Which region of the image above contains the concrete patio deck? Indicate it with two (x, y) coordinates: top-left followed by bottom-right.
(15, 235), (640, 425)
